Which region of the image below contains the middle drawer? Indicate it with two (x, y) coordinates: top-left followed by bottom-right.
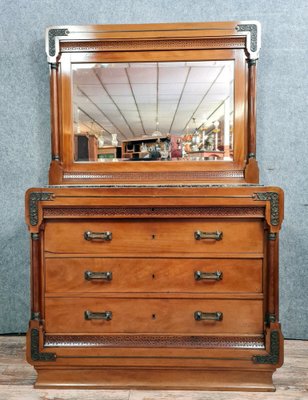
(45, 258), (262, 294)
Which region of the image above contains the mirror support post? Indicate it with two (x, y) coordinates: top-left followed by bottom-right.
(248, 59), (257, 159)
(49, 63), (60, 162)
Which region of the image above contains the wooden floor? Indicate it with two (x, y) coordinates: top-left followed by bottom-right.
(0, 336), (307, 399)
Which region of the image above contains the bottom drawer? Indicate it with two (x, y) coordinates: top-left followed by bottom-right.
(45, 298), (263, 335)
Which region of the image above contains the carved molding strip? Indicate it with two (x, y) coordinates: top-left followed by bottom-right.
(31, 329), (56, 361)
(253, 330), (279, 364)
(63, 170), (244, 180)
(253, 192), (279, 226)
(236, 22), (261, 60)
(29, 192), (54, 226)
(45, 334), (264, 349)
(60, 37), (245, 53)
(44, 206), (264, 218)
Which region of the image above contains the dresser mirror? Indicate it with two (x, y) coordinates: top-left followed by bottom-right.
(47, 22), (260, 184)
(72, 60), (234, 162)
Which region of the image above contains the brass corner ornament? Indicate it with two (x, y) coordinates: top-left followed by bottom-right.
(31, 329), (56, 361)
(236, 22), (261, 60)
(46, 27), (70, 63)
(253, 192), (279, 226)
(29, 192), (54, 226)
(253, 330), (279, 364)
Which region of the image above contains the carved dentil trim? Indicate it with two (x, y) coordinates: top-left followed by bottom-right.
(63, 170), (244, 180)
(253, 330), (280, 364)
(45, 334), (265, 349)
(30, 329), (56, 362)
(43, 206), (264, 218)
(236, 21), (261, 60)
(60, 37), (245, 53)
(29, 192), (54, 226)
(253, 192), (279, 226)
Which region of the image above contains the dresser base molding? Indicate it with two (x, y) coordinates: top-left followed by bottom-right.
(33, 367), (275, 391)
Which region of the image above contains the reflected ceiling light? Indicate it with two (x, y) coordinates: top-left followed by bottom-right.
(152, 120), (162, 137)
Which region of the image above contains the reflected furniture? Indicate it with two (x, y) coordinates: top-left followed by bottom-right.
(25, 21), (284, 391)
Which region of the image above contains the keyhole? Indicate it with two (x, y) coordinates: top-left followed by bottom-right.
(152, 314), (156, 320)
(152, 274), (155, 279)
(152, 234), (156, 239)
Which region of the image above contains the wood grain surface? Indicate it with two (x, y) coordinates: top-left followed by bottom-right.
(0, 336), (306, 399)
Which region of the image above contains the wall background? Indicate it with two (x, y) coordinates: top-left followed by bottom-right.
(0, 0), (307, 338)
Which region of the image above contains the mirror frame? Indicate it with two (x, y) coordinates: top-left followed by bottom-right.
(46, 21), (261, 185)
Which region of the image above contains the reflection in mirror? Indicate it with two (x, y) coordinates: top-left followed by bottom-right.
(72, 61), (234, 162)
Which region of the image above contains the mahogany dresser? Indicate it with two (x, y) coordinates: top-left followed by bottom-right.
(25, 22), (284, 390)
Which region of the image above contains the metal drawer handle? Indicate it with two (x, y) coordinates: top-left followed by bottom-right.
(194, 271), (223, 281)
(84, 231), (112, 241)
(84, 310), (112, 321)
(194, 231), (223, 241)
(194, 311), (223, 321)
(84, 271), (112, 281)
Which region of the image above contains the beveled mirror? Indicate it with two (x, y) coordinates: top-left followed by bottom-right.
(46, 21), (261, 184)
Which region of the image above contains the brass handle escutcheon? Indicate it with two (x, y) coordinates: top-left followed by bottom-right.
(84, 271), (112, 281)
(84, 310), (112, 321)
(194, 271), (223, 281)
(84, 231), (112, 241)
(194, 311), (223, 321)
(194, 231), (223, 241)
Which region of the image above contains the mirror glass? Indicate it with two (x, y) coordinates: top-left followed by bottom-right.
(72, 61), (234, 162)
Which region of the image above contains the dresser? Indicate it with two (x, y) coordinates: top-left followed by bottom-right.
(25, 22), (284, 390)
(25, 184), (283, 390)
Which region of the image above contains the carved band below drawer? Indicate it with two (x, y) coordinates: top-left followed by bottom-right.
(44, 334), (265, 349)
(45, 298), (263, 335)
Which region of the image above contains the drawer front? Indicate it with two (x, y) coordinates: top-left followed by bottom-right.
(45, 258), (262, 294)
(44, 219), (264, 255)
(45, 298), (263, 334)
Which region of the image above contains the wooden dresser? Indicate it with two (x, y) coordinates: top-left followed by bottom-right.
(25, 185), (284, 390)
(25, 22), (284, 390)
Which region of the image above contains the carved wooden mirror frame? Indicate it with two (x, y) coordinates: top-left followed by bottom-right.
(46, 21), (261, 185)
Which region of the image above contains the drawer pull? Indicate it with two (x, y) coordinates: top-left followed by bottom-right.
(84, 271), (112, 281)
(84, 231), (112, 241)
(194, 311), (223, 321)
(194, 271), (223, 281)
(194, 230), (223, 241)
(84, 310), (112, 321)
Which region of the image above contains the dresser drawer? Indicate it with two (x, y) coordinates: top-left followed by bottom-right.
(45, 258), (262, 294)
(44, 218), (264, 255)
(45, 298), (263, 334)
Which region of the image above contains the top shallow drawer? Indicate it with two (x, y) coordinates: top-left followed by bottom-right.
(44, 218), (264, 256)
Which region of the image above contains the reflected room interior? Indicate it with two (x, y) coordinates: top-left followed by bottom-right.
(72, 61), (234, 162)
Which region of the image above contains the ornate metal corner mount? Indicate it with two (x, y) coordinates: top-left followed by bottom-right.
(31, 329), (56, 361)
(252, 330), (279, 364)
(29, 192), (54, 226)
(235, 22), (261, 60)
(253, 192), (279, 226)
(46, 27), (70, 63)
(265, 313), (277, 326)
